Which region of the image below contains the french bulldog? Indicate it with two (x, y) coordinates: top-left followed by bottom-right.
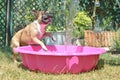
(10, 10), (54, 62)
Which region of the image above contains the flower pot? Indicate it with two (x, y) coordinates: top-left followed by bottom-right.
(45, 32), (65, 45)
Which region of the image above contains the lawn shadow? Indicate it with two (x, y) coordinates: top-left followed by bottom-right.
(94, 57), (120, 71)
(99, 53), (120, 66)
(104, 53), (120, 66)
(18, 63), (42, 73)
(95, 59), (105, 70)
(104, 59), (120, 66)
(18, 63), (29, 71)
(0, 46), (22, 62)
(109, 52), (120, 66)
(0, 46), (13, 61)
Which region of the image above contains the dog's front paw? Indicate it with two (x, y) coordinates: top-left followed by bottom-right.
(42, 46), (48, 51)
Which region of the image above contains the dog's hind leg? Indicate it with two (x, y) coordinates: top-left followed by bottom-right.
(10, 41), (20, 63)
(13, 49), (18, 63)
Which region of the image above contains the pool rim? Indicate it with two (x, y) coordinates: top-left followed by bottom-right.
(14, 45), (106, 56)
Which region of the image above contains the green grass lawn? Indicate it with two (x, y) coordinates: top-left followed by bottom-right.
(0, 47), (120, 80)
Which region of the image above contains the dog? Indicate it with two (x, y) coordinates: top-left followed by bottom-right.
(10, 10), (54, 62)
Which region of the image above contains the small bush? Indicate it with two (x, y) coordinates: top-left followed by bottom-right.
(73, 11), (92, 38)
(112, 30), (120, 53)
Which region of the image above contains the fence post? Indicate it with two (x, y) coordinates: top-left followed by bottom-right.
(7, 0), (13, 46)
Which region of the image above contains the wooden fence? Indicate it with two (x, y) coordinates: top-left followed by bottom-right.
(85, 30), (118, 47)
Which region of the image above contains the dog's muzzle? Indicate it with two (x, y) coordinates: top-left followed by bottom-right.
(42, 13), (53, 23)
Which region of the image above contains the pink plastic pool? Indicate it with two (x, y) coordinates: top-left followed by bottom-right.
(14, 45), (106, 74)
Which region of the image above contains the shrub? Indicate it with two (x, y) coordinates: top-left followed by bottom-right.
(73, 11), (92, 38)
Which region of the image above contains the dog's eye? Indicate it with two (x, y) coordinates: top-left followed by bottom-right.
(41, 11), (45, 15)
(42, 15), (49, 19)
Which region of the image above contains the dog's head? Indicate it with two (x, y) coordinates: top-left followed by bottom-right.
(32, 10), (53, 24)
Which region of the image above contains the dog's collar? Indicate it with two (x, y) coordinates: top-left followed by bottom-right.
(34, 20), (41, 33)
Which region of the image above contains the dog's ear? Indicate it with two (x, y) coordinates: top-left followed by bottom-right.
(31, 10), (39, 19)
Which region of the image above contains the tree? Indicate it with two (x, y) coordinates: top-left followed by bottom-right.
(79, 0), (120, 31)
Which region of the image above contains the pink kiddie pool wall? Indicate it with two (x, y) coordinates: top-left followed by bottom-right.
(14, 45), (106, 74)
